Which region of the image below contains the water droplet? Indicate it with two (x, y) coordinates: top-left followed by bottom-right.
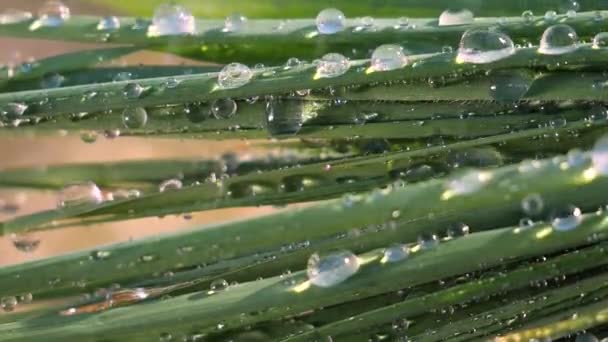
(91, 250), (111, 260)
(456, 29), (515, 64)
(594, 11), (604, 22)
(1, 297), (17, 312)
(159, 179), (182, 192)
(211, 98), (237, 119)
(446, 223), (470, 238)
(210, 279), (229, 291)
(316, 8), (346, 34)
(80, 131), (97, 144)
(307, 251), (359, 287)
(489, 71), (531, 102)
(396, 17), (410, 29)
(567, 148), (587, 167)
(544, 10), (558, 22)
(566, 10), (577, 18)
(139, 254), (156, 262)
(370, 44), (408, 71)
(149, 3), (195, 37)
(438, 9), (474, 26)
(444, 170), (491, 197)
(316, 53), (350, 78)
(522, 10), (535, 24)
(1, 102), (27, 119)
(35, 0), (70, 28)
(551, 205), (582, 231)
(521, 193), (544, 216)
(592, 32), (608, 49)
(97, 16), (120, 31)
(122, 107), (148, 129)
(224, 13), (247, 32)
(576, 333), (599, 342)
(0, 9), (32, 25)
(164, 77), (180, 89)
(40, 72), (64, 89)
(284, 57), (302, 69)
(587, 105), (608, 123)
(417, 233), (439, 250)
(104, 129), (121, 139)
(159, 332), (173, 342)
(10, 233), (40, 253)
(592, 135), (608, 175)
(123, 83), (144, 99)
(58, 182), (103, 207)
(184, 103), (210, 123)
(217, 63), (252, 89)
(383, 244), (409, 262)
(18, 293), (33, 304)
(538, 24), (579, 55)
(265, 97), (305, 136)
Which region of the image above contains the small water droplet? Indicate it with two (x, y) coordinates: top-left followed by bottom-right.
(159, 332), (173, 342)
(224, 13), (247, 32)
(18, 293), (33, 304)
(184, 103), (210, 123)
(354, 16), (375, 32)
(522, 193), (544, 216)
(522, 10), (535, 24)
(0, 9), (32, 25)
(316, 53), (350, 78)
(164, 77), (180, 89)
(444, 170), (491, 197)
(538, 24), (579, 55)
(91, 250), (111, 260)
(284, 57), (302, 69)
(383, 244), (409, 262)
(438, 9), (474, 26)
(139, 254), (156, 262)
(370, 44), (408, 71)
(566, 9), (577, 19)
(97, 16), (120, 30)
(457, 29), (515, 64)
(307, 251), (359, 287)
(159, 179), (182, 192)
(1, 102), (28, 119)
(113, 72), (132, 82)
(592, 32), (608, 49)
(149, 3), (195, 37)
(211, 98), (237, 119)
(551, 205), (582, 231)
(34, 0), (70, 28)
(1, 297), (17, 312)
(544, 10), (558, 22)
(123, 83), (144, 99)
(567, 148), (587, 167)
(446, 223), (470, 238)
(265, 97), (305, 136)
(58, 182), (103, 207)
(210, 279), (229, 291)
(395, 17), (410, 29)
(122, 107), (148, 129)
(217, 63), (252, 89)
(40, 72), (64, 89)
(10, 233), (40, 253)
(417, 233), (439, 250)
(316, 8), (346, 34)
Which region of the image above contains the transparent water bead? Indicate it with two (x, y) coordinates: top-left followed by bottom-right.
(456, 29), (515, 64)
(184, 103), (211, 123)
(1, 102), (28, 119)
(576, 333), (599, 342)
(210, 279), (229, 291)
(122, 107), (148, 129)
(40, 72), (64, 88)
(444, 170), (491, 198)
(316, 53), (350, 78)
(567, 148), (587, 167)
(383, 244), (409, 262)
(488, 71), (532, 102)
(224, 13), (247, 32)
(522, 10), (535, 24)
(148, 4), (196, 37)
(438, 9), (474, 26)
(566, 9), (577, 19)
(521, 193), (544, 216)
(265, 97), (306, 136)
(10, 233), (40, 253)
(538, 24), (579, 55)
(97, 16), (120, 31)
(307, 251), (360, 287)
(354, 16), (375, 32)
(316, 8), (346, 34)
(159, 179), (182, 192)
(592, 135), (608, 175)
(551, 205), (583, 231)
(446, 223), (470, 238)
(370, 44), (408, 72)
(217, 63), (252, 89)
(211, 98), (237, 119)
(544, 10), (558, 22)
(0, 9), (32, 25)
(1, 297), (17, 312)
(592, 32), (608, 49)
(417, 233), (439, 250)
(123, 82), (144, 99)
(33, 0), (70, 28)
(58, 182), (103, 208)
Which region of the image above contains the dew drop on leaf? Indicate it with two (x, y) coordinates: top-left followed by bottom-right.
(592, 32), (608, 49)
(576, 333), (599, 342)
(10, 233), (40, 253)
(551, 205), (582, 231)
(446, 223), (470, 238)
(123, 83), (144, 99)
(265, 97), (305, 136)
(307, 251), (359, 287)
(97, 16), (120, 31)
(122, 107), (148, 129)
(417, 232), (439, 250)
(383, 244), (409, 262)
(217, 63), (252, 89)
(316, 53), (350, 78)
(58, 181), (103, 208)
(521, 193), (544, 216)
(592, 135), (608, 175)
(159, 179), (182, 192)
(544, 10), (558, 22)
(1, 297), (17, 312)
(211, 98), (237, 119)
(457, 29), (515, 64)
(184, 103), (210, 123)
(438, 9), (474, 26)
(522, 10), (535, 24)
(224, 13), (247, 32)
(370, 44), (408, 71)
(316, 8), (346, 34)
(538, 24), (579, 55)
(159, 332), (173, 342)
(210, 279), (229, 291)
(149, 3), (195, 37)
(34, 0), (70, 28)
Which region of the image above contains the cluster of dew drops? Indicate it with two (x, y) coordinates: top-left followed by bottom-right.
(2, 1), (608, 333)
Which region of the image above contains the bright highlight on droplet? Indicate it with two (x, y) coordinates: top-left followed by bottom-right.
(316, 8), (346, 34)
(369, 44), (408, 72)
(217, 63), (252, 89)
(148, 3), (196, 37)
(29, 0), (70, 30)
(438, 9), (474, 26)
(315, 53), (350, 79)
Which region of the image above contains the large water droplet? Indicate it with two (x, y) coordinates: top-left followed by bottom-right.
(521, 193), (544, 216)
(592, 135), (608, 175)
(123, 83), (144, 99)
(35, 0), (70, 28)
(438, 9), (474, 26)
(10, 233), (40, 253)
(149, 3), (195, 37)
(224, 13), (247, 32)
(307, 251), (359, 287)
(1, 297), (17, 312)
(316, 8), (346, 35)
(58, 182), (103, 208)
(316, 53), (350, 78)
(0, 9), (32, 25)
(265, 97), (306, 136)
(122, 107), (148, 129)
(211, 98), (237, 119)
(383, 244), (409, 262)
(159, 179), (182, 192)
(456, 29), (515, 64)
(551, 205), (582, 231)
(489, 71), (531, 102)
(370, 44), (408, 72)
(538, 24), (579, 55)
(592, 32), (608, 49)
(97, 16), (120, 31)
(218, 63), (252, 89)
